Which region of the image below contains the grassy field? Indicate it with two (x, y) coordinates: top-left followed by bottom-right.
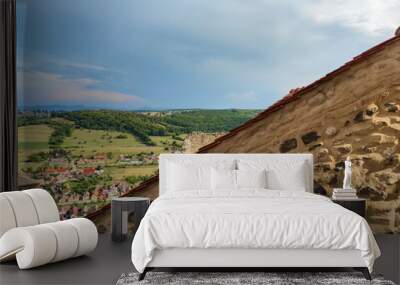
(18, 124), (52, 152)
(18, 124), (53, 169)
(62, 129), (180, 179)
(104, 165), (157, 180)
(18, 124), (181, 179)
(63, 128), (164, 157)
(150, 134), (186, 144)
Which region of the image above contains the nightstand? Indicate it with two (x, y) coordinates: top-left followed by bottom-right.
(332, 198), (366, 218)
(111, 197), (150, 242)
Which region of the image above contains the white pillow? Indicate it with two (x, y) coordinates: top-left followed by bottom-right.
(238, 159), (308, 191)
(236, 169), (267, 189)
(211, 168), (236, 190)
(166, 159), (236, 192)
(267, 167), (307, 191)
(167, 162), (211, 191)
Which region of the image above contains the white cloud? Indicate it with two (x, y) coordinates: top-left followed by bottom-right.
(53, 60), (106, 71)
(18, 71), (144, 107)
(36, 56), (107, 71)
(302, 0), (400, 36)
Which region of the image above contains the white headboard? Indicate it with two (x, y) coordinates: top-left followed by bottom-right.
(159, 153), (314, 195)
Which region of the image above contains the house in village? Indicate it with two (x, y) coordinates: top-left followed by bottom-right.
(45, 167), (67, 176)
(82, 167), (96, 176)
(94, 153), (107, 161)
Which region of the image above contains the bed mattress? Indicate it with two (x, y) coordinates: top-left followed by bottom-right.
(131, 190), (380, 273)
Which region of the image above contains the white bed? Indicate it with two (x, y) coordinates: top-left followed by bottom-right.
(131, 154), (380, 280)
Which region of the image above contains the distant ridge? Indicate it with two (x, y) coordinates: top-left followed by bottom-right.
(19, 105), (261, 113)
(18, 105), (162, 112)
(18, 105), (96, 112)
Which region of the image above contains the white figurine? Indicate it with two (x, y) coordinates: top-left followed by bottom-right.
(343, 156), (352, 189)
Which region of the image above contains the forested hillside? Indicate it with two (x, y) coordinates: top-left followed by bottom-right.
(159, 109), (259, 133)
(58, 109), (260, 145)
(59, 110), (166, 145)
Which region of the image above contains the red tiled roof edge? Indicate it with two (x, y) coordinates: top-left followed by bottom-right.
(86, 34), (400, 221)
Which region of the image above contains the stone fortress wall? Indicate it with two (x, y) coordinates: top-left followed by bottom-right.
(204, 41), (400, 233)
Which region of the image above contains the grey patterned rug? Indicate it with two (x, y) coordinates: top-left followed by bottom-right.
(116, 272), (395, 285)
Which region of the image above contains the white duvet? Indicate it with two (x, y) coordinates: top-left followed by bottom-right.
(131, 190), (380, 273)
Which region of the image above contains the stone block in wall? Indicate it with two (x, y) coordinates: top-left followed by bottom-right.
(301, 131), (320, 145)
(368, 169), (400, 196)
(370, 133), (399, 144)
(359, 186), (386, 201)
(279, 138), (297, 153)
(325, 127), (337, 136)
(366, 103), (379, 116)
(372, 116), (391, 127)
(384, 102), (400, 112)
(333, 144), (353, 155)
(353, 111), (369, 123)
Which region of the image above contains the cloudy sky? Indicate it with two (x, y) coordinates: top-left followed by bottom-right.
(17, 0), (400, 110)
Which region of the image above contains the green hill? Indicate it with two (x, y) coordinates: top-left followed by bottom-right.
(57, 109), (260, 145)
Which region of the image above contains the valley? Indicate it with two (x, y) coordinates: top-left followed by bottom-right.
(17, 109), (259, 219)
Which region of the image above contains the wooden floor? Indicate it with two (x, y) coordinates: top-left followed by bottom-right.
(0, 233), (134, 285)
(0, 234), (398, 285)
